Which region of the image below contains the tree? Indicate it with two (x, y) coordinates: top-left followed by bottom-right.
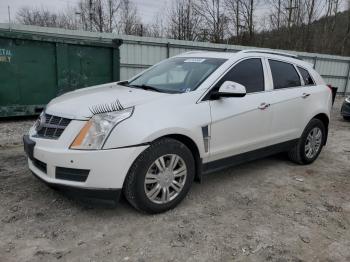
(106, 0), (122, 32)
(117, 0), (142, 35)
(303, 0), (322, 51)
(240, 0), (257, 41)
(324, 0), (342, 32)
(147, 13), (166, 37)
(225, 0), (242, 42)
(271, 0), (282, 29)
(74, 0), (142, 34)
(341, 0), (350, 54)
(16, 7), (77, 29)
(76, 0), (120, 32)
(194, 0), (229, 43)
(167, 0), (201, 40)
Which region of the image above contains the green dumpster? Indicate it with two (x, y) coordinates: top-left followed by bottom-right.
(0, 29), (122, 117)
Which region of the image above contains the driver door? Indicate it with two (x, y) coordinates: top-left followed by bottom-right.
(208, 58), (273, 162)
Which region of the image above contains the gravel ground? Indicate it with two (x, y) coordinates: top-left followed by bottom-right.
(0, 117), (34, 147)
(0, 98), (349, 262)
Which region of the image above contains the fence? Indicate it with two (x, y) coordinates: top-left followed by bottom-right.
(118, 35), (350, 94)
(1, 23), (350, 94)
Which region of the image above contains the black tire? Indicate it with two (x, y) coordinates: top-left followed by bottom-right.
(123, 138), (195, 214)
(343, 116), (350, 121)
(47, 184), (59, 191)
(288, 118), (326, 165)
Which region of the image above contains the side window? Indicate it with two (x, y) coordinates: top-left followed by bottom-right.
(297, 66), (315, 86)
(217, 58), (265, 93)
(269, 60), (301, 89)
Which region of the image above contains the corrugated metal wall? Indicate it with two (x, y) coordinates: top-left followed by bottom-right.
(118, 35), (350, 94)
(1, 23), (350, 94)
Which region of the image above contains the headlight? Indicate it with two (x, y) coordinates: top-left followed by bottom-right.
(345, 97), (350, 103)
(70, 107), (134, 150)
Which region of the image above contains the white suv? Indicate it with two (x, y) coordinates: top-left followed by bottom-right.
(24, 50), (333, 213)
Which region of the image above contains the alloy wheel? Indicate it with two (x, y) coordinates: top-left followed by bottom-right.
(305, 127), (322, 159)
(144, 154), (187, 204)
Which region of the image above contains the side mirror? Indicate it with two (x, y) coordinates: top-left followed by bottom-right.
(211, 81), (247, 99)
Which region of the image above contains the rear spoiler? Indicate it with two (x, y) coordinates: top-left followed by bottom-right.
(327, 85), (338, 105)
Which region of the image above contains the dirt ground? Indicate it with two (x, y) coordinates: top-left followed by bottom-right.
(0, 97), (349, 262)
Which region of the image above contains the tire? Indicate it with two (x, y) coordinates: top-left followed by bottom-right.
(288, 118), (326, 165)
(123, 138), (195, 214)
(47, 184), (59, 191)
(343, 116), (350, 121)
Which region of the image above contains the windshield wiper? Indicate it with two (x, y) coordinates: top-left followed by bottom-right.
(118, 80), (129, 86)
(129, 84), (162, 93)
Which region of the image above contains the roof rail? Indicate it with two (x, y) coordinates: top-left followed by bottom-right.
(239, 49), (299, 59)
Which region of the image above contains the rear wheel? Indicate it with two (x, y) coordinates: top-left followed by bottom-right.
(288, 118), (325, 165)
(123, 138), (195, 213)
(343, 116), (350, 121)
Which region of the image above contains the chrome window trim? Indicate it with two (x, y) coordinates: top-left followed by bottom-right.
(197, 55), (317, 103)
(293, 64), (305, 86)
(296, 65), (317, 87)
(267, 59), (303, 90)
(197, 56), (267, 103)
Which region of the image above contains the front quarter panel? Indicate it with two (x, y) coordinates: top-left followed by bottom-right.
(103, 90), (211, 158)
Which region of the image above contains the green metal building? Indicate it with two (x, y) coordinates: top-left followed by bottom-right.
(0, 25), (121, 117)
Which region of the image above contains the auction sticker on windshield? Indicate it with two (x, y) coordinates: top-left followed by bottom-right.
(184, 58), (206, 63)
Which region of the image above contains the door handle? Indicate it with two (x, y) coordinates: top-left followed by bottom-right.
(258, 102), (270, 110)
(302, 93), (311, 98)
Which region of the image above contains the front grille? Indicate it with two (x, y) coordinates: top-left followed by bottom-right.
(56, 167), (90, 182)
(33, 158), (47, 173)
(35, 113), (71, 139)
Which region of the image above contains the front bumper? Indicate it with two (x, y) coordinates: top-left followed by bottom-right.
(31, 171), (122, 203)
(341, 101), (350, 117)
(23, 135), (148, 201)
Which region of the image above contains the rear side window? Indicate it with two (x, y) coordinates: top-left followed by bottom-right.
(217, 58), (265, 93)
(297, 66), (315, 86)
(269, 60), (301, 89)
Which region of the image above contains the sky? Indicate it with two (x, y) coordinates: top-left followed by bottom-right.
(0, 0), (171, 24)
(0, 0), (347, 26)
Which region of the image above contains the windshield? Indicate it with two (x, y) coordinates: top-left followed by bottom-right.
(127, 57), (227, 93)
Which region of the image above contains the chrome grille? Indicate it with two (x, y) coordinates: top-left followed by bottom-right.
(35, 113), (71, 139)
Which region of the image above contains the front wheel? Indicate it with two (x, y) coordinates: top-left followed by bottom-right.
(288, 118), (326, 165)
(123, 138), (195, 213)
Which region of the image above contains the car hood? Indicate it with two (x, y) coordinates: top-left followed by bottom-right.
(45, 83), (169, 120)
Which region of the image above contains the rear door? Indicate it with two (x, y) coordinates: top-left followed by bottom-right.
(296, 66), (331, 129)
(208, 58), (273, 162)
(266, 59), (305, 145)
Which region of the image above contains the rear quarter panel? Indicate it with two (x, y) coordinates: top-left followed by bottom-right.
(298, 84), (332, 137)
